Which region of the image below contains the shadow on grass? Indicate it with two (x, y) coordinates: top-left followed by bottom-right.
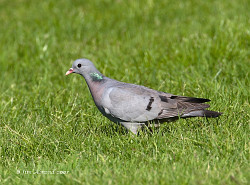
(82, 116), (222, 137)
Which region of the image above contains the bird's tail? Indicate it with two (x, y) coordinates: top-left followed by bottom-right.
(182, 110), (222, 118)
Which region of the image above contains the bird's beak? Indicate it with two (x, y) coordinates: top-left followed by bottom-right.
(65, 68), (74, 75)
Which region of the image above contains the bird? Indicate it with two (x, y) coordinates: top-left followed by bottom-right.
(66, 58), (222, 134)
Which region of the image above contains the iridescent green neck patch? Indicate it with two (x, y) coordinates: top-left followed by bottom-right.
(90, 72), (103, 81)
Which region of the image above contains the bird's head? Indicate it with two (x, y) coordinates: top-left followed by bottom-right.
(66, 58), (104, 81)
(66, 58), (97, 76)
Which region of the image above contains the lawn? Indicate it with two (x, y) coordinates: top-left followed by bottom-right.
(0, 0), (249, 184)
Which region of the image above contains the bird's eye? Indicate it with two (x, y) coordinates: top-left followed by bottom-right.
(77, 63), (81, 68)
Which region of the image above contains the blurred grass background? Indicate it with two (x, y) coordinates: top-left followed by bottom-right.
(0, 0), (249, 184)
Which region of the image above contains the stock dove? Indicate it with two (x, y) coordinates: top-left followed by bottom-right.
(66, 59), (222, 134)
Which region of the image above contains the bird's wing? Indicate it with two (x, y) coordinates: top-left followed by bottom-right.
(101, 83), (211, 122)
(101, 85), (163, 122)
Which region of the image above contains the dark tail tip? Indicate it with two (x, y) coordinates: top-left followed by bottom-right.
(186, 97), (211, 103)
(170, 96), (211, 103)
(204, 110), (223, 118)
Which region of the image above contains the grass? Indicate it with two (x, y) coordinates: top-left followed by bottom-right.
(0, 0), (249, 184)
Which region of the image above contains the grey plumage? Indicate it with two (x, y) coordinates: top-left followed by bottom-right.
(66, 58), (222, 134)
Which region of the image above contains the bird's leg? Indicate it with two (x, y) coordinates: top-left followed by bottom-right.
(120, 122), (144, 135)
